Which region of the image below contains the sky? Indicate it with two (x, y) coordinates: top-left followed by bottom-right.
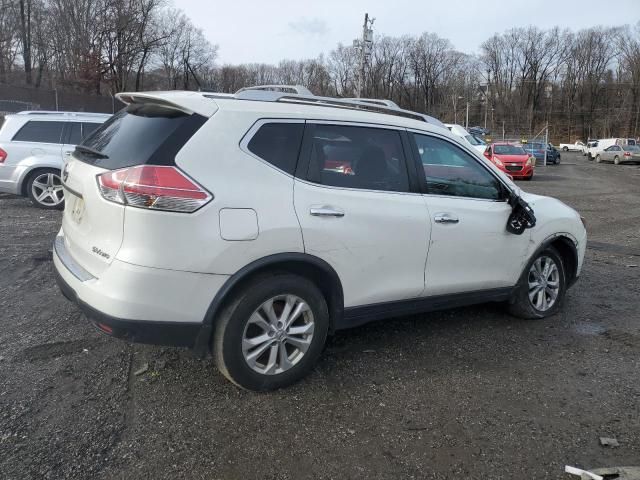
(177, 0), (640, 64)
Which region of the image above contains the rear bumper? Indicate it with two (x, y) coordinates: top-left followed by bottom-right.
(53, 232), (229, 349)
(55, 269), (202, 347)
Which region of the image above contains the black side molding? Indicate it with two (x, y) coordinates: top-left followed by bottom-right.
(340, 287), (514, 330)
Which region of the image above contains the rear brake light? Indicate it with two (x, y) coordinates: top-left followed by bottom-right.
(97, 165), (211, 213)
(0, 148), (7, 163)
(624, 152), (631, 157)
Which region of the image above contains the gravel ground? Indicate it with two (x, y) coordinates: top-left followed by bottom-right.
(0, 152), (639, 480)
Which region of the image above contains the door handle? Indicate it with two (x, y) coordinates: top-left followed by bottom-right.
(310, 206), (345, 218)
(65, 151), (72, 156)
(434, 213), (459, 224)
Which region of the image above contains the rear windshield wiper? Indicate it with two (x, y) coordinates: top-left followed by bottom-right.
(75, 145), (109, 159)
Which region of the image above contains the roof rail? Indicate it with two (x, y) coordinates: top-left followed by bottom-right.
(230, 90), (427, 123)
(235, 85), (313, 96)
(16, 110), (110, 116)
(344, 98), (401, 109)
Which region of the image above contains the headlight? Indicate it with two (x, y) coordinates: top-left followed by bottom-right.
(493, 157), (504, 167)
(527, 156), (536, 166)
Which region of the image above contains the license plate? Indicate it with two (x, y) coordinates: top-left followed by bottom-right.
(70, 196), (85, 224)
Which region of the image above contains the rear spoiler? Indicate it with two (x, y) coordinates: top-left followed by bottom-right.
(115, 91), (218, 117)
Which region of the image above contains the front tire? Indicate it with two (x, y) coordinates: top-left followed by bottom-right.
(214, 274), (329, 391)
(26, 168), (65, 210)
(562, 146), (568, 152)
(595, 154), (601, 163)
(508, 247), (566, 319)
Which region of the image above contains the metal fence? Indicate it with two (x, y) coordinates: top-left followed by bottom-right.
(0, 84), (117, 115)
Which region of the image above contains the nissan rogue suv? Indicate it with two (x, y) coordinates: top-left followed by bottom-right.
(0, 111), (110, 209)
(53, 87), (587, 391)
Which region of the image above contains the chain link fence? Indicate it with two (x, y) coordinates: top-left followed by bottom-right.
(0, 84), (117, 115)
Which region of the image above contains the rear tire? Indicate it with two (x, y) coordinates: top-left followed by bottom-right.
(562, 146), (568, 152)
(614, 155), (620, 165)
(595, 155), (601, 163)
(26, 168), (65, 210)
(508, 246), (566, 319)
(213, 274), (329, 391)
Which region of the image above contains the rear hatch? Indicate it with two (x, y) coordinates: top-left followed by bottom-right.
(61, 102), (209, 277)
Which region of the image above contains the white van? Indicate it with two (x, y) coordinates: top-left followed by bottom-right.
(444, 124), (486, 154)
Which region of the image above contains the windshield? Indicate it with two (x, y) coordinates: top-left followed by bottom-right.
(624, 145), (640, 152)
(494, 145), (526, 155)
(465, 135), (484, 146)
(526, 143), (544, 150)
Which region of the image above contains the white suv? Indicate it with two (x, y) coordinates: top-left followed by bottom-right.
(0, 111), (110, 208)
(53, 88), (587, 391)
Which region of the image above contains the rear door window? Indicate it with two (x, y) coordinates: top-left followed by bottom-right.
(247, 122), (304, 174)
(12, 121), (65, 144)
(77, 104), (206, 169)
(67, 122), (83, 144)
(304, 124), (410, 193)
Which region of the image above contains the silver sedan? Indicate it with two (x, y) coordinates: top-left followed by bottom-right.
(595, 145), (640, 164)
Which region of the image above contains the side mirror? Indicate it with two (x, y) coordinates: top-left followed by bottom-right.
(484, 151), (491, 159)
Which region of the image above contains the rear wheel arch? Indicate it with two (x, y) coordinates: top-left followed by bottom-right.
(196, 253), (344, 355)
(21, 166), (61, 196)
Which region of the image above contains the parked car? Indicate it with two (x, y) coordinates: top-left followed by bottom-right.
(469, 126), (490, 136)
(0, 111), (110, 208)
(559, 141), (586, 152)
(444, 123), (487, 154)
(586, 138), (633, 160)
(53, 88), (586, 391)
(484, 143), (536, 180)
(595, 144), (640, 164)
(523, 142), (561, 164)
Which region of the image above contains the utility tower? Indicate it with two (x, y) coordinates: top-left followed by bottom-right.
(353, 13), (375, 98)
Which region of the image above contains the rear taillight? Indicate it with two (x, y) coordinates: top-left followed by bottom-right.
(97, 165), (211, 213)
(0, 148), (7, 163)
(624, 152), (631, 157)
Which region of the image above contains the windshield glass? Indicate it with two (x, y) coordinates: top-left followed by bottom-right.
(526, 143), (544, 150)
(465, 135), (483, 146)
(624, 145), (640, 152)
(494, 145), (526, 155)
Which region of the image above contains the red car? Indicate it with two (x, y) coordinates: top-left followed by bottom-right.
(483, 143), (535, 180)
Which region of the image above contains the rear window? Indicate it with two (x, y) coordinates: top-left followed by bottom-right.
(77, 104), (206, 169)
(12, 121), (65, 144)
(247, 122), (304, 174)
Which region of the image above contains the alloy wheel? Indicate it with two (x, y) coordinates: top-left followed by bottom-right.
(31, 172), (64, 207)
(242, 294), (315, 375)
(528, 256), (560, 312)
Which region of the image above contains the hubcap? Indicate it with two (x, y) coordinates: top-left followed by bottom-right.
(242, 294), (314, 375)
(31, 173), (64, 206)
(528, 256), (560, 312)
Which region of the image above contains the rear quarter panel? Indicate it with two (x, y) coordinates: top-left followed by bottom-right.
(115, 110), (305, 274)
